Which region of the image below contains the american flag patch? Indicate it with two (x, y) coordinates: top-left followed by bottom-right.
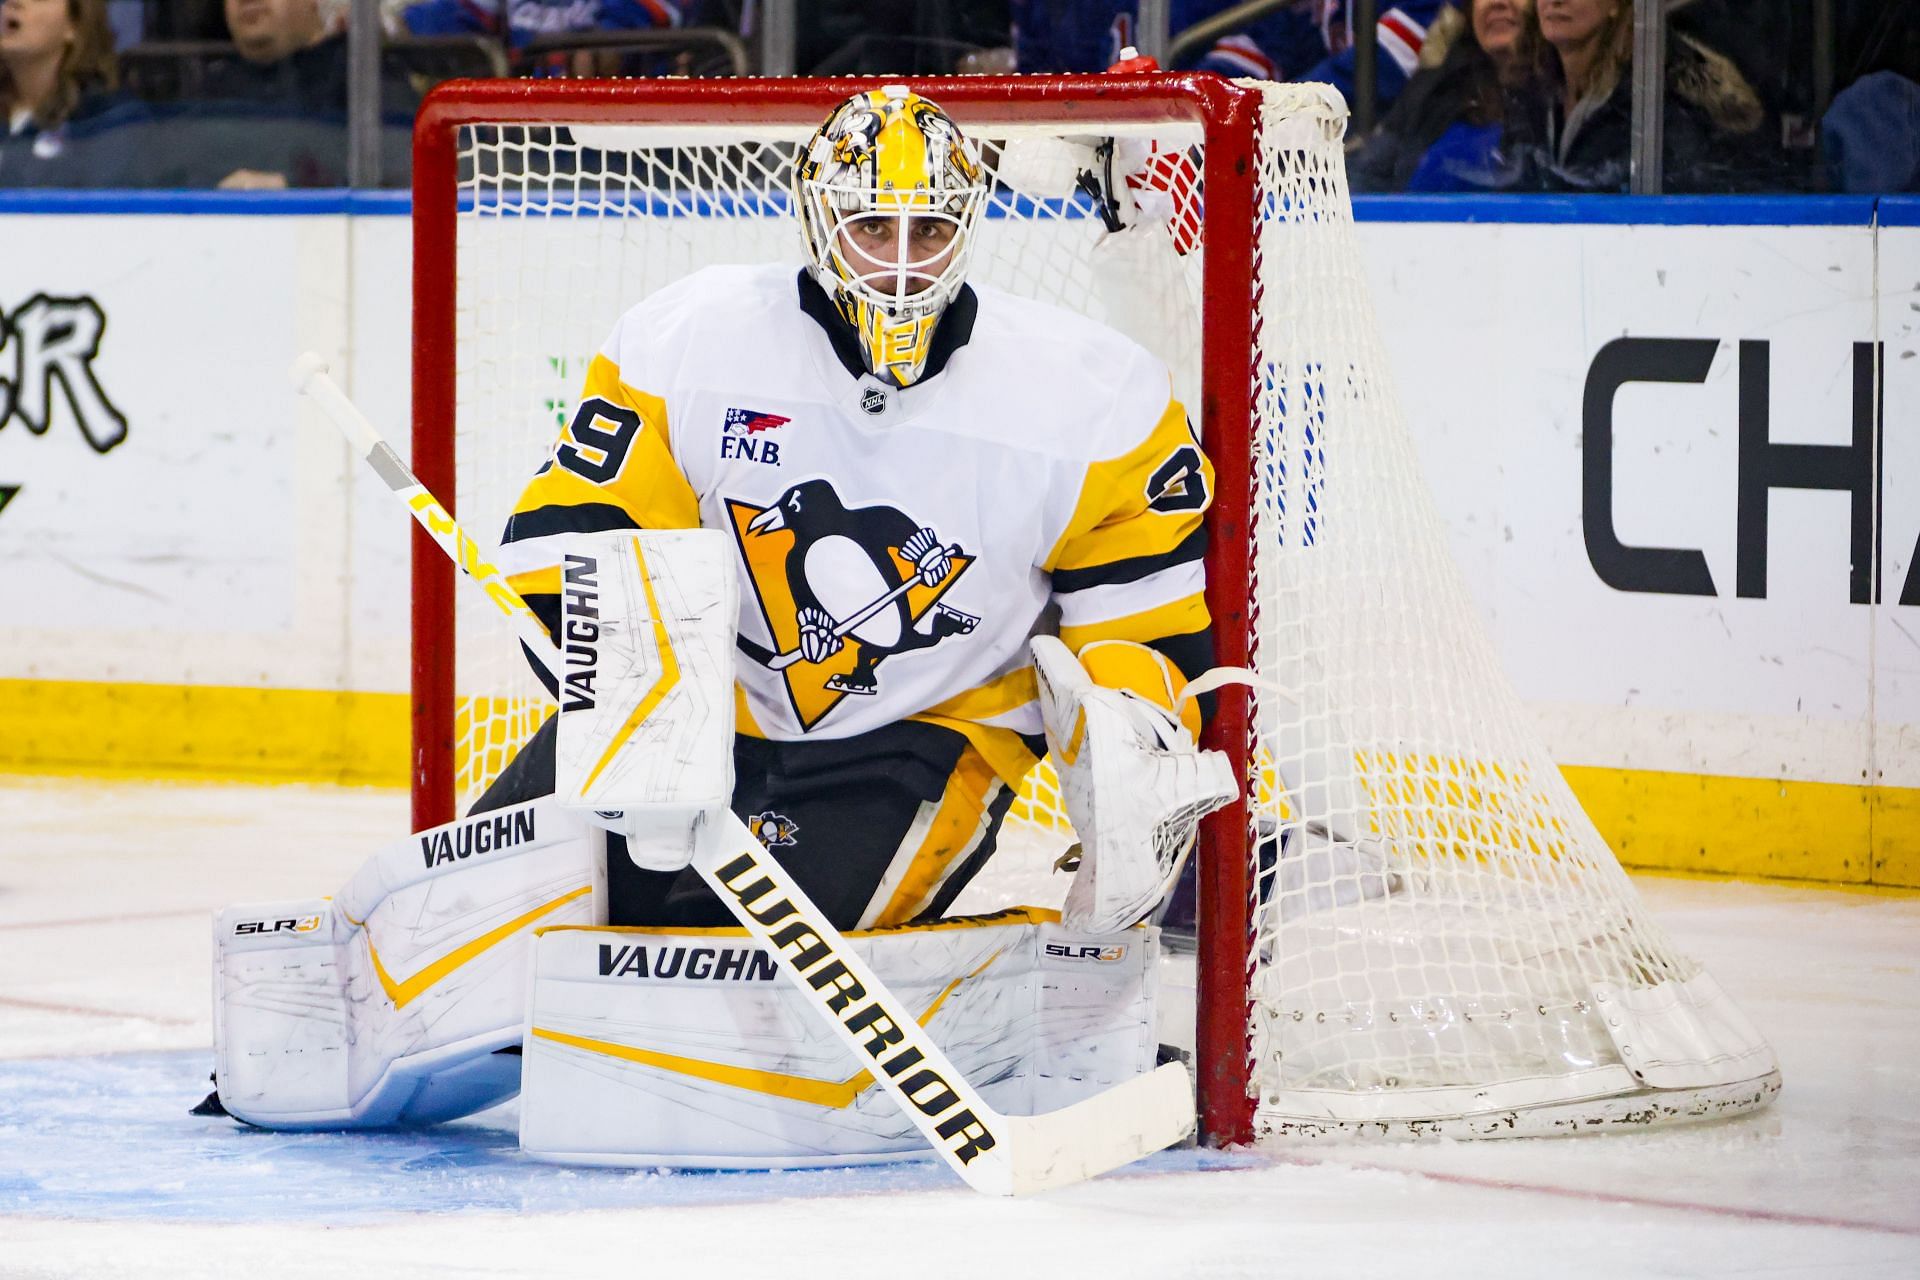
(724, 407), (791, 434)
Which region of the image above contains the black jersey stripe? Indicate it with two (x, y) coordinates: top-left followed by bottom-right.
(501, 501), (642, 545)
(1049, 525), (1207, 595)
(523, 591), (561, 645)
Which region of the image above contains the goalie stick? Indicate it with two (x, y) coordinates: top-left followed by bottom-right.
(290, 352), (1196, 1196)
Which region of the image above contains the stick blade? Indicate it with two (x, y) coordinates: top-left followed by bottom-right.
(1003, 1060), (1195, 1195)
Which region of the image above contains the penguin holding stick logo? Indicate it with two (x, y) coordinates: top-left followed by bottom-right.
(731, 479), (979, 724)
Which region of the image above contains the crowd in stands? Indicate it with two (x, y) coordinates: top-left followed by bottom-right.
(0, 0), (1914, 191)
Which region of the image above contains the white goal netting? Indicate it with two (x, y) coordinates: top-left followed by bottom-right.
(431, 79), (1778, 1138)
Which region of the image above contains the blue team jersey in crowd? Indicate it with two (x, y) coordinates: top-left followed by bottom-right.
(402, 0), (684, 46)
(1012, 0), (1454, 113)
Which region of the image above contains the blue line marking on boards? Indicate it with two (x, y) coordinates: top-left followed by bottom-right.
(0, 1050), (1259, 1223)
(0, 189), (1901, 227)
(1350, 193), (1881, 226)
(0, 190), (411, 216)
(1877, 195), (1920, 227)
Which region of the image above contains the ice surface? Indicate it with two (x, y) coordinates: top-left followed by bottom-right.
(1, 777), (1916, 1278)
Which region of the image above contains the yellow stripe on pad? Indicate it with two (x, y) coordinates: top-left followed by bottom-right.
(367, 884), (593, 1009)
(536, 906), (1063, 941)
(528, 953), (995, 1109)
(582, 539), (680, 791)
(1060, 708), (1087, 767)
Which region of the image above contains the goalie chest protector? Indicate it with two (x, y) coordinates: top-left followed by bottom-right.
(576, 262), (1204, 745)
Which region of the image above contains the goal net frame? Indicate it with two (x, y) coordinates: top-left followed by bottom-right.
(410, 74), (1778, 1151)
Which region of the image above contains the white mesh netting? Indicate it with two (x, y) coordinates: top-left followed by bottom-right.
(438, 81), (1776, 1137)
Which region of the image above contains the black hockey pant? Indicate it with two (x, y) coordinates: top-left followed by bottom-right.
(470, 715), (1018, 931)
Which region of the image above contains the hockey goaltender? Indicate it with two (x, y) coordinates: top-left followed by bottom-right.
(199, 86), (1238, 1177)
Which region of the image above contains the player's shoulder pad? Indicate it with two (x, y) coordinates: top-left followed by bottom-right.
(603, 263), (796, 375)
(960, 283), (1174, 462)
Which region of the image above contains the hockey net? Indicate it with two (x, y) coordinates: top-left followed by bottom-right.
(411, 76), (1779, 1144)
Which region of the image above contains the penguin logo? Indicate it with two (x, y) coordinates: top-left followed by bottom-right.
(749, 812), (800, 848)
(727, 478), (981, 730)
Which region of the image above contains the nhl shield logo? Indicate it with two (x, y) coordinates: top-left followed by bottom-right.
(859, 385), (888, 416)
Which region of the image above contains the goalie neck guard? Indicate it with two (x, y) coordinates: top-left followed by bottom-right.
(794, 86), (989, 389)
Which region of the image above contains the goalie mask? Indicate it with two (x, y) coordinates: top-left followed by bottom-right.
(794, 87), (989, 389)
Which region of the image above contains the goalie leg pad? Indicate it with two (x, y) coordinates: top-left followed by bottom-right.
(517, 913), (1159, 1167)
(212, 799), (607, 1129)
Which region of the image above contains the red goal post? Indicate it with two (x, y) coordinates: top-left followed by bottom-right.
(410, 74), (1778, 1152)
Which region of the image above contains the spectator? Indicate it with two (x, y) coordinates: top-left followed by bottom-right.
(1509, 0), (1766, 191)
(206, 0), (401, 115)
(0, 0), (148, 184)
(1013, 1), (1455, 120)
(195, 0), (418, 188)
(400, 0), (686, 49)
(402, 0), (702, 79)
(800, 0), (1009, 77)
(1349, 0), (1533, 191)
(1822, 70), (1920, 192)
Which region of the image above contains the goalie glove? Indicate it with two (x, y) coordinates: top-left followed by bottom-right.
(1031, 635), (1240, 934)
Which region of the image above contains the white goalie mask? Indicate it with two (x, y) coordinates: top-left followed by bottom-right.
(794, 86), (989, 388)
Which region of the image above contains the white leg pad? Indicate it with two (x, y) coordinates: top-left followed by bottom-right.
(518, 912), (1159, 1167)
(213, 799), (607, 1129)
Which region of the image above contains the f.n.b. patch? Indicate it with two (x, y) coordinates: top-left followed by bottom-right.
(721, 406), (789, 466)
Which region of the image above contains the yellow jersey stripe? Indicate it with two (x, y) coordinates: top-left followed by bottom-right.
(917, 666), (1038, 724)
(506, 566), (561, 599)
(1058, 591), (1210, 652)
(580, 353), (676, 456)
(734, 682), (765, 738)
(1045, 397), (1210, 572)
(509, 355), (698, 534)
(873, 749), (1001, 926)
(909, 714), (1042, 791)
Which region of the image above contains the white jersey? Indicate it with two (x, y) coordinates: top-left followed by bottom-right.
(499, 263), (1212, 785)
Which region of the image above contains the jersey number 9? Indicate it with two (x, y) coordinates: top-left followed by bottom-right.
(556, 398), (643, 484)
